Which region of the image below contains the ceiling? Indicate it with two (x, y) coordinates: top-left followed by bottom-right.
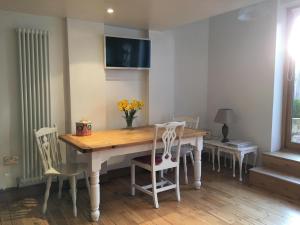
(0, 0), (265, 30)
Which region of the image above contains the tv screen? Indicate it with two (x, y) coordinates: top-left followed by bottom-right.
(105, 36), (151, 69)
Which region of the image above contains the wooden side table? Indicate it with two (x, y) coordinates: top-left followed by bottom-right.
(204, 139), (258, 181)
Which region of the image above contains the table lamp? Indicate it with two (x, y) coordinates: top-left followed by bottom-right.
(214, 109), (234, 143)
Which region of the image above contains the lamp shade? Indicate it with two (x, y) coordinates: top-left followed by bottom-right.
(214, 109), (234, 124)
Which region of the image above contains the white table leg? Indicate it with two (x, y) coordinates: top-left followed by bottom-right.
(212, 148), (215, 171)
(233, 154), (236, 178)
(217, 149), (221, 173)
(237, 153), (244, 182)
(90, 171), (100, 221)
(193, 137), (203, 189)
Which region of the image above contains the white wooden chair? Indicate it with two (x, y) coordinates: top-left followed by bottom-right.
(34, 126), (90, 217)
(172, 116), (199, 184)
(130, 122), (185, 208)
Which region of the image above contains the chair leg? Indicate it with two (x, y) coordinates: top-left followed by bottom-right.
(233, 155), (236, 178)
(69, 176), (77, 196)
(189, 151), (195, 166)
(160, 170), (164, 188)
(43, 176), (52, 214)
(151, 170), (159, 209)
(58, 176), (63, 199)
(175, 166), (181, 202)
(131, 164), (135, 196)
(217, 150), (221, 172)
(212, 149), (215, 171)
(69, 176), (77, 217)
(245, 154), (248, 174)
(183, 154), (188, 185)
(84, 171), (91, 197)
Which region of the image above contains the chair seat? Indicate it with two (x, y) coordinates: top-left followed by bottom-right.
(132, 154), (176, 165)
(45, 163), (88, 176)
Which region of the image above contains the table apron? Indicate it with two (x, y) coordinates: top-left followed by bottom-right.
(86, 137), (199, 172)
(218, 147), (257, 154)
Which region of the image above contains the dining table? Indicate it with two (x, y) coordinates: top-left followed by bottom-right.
(59, 125), (207, 222)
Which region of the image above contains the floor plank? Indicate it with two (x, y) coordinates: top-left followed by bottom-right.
(1, 163), (300, 225)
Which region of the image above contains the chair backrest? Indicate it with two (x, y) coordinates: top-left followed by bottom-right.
(173, 115), (199, 129)
(34, 126), (62, 173)
(152, 122), (185, 167)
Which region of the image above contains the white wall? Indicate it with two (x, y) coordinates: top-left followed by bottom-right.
(168, 0), (285, 155)
(171, 20), (209, 128)
(207, 0), (278, 157)
(0, 0), (285, 189)
(104, 25), (148, 129)
(67, 21), (149, 132)
(67, 19), (106, 132)
(66, 21), (175, 170)
(104, 25), (149, 169)
(148, 30), (175, 124)
(0, 10), (66, 189)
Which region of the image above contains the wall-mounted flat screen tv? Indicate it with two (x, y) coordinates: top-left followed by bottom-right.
(104, 36), (151, 69)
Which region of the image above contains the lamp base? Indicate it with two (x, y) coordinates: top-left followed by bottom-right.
(221, 138), (229, 143)
(221, 124), (229, 143)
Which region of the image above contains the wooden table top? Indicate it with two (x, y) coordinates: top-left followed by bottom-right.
(59, 126), (207, 153)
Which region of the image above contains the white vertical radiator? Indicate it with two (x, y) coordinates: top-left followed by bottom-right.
(17, 28), (51, 186)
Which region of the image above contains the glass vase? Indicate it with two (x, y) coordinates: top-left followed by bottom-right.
(125, 116), (135, 128)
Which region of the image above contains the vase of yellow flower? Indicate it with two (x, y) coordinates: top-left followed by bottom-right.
(118, 99), (144, 128)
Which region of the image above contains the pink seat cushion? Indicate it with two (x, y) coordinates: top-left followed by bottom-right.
(133, 154), (176, 165)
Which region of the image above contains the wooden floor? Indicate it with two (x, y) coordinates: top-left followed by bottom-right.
(1, 163), (300, 225)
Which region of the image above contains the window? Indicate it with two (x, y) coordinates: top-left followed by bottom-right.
(284, 9), (300, 150)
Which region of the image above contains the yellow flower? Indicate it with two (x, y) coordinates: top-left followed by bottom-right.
(138, 101), (144, 109)
(125, 105), (131, 111)
(117, 99), (130, 111)
(117, 99), (144, 112)
(131, 99), (139, 110)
